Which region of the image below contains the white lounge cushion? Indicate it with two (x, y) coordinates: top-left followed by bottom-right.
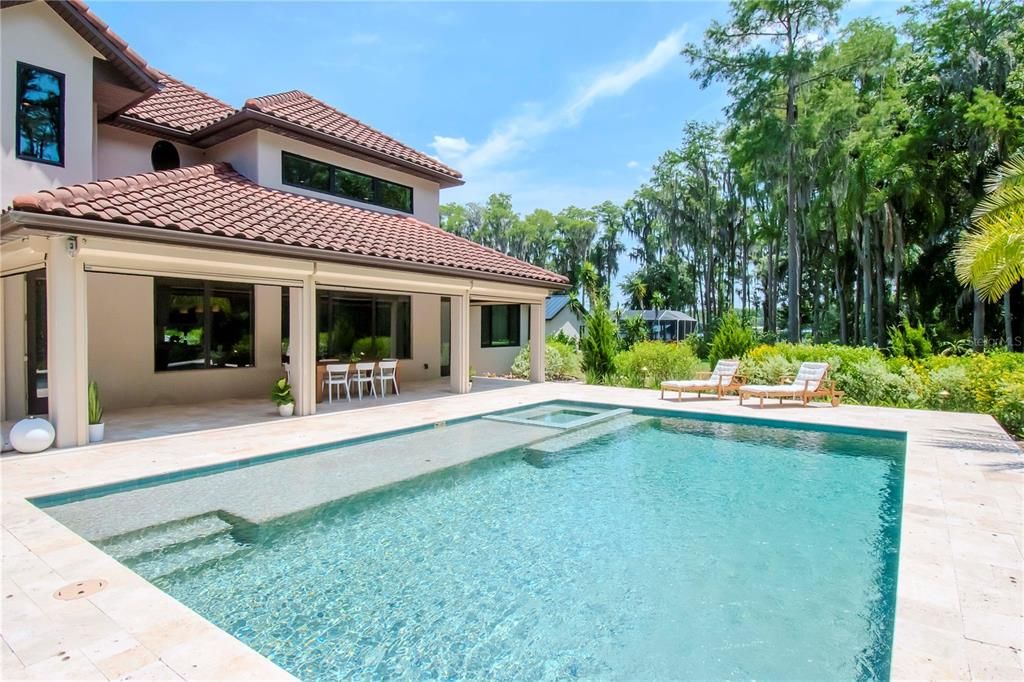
(661, 359), (741, 390)
(742, 362), (829, 395)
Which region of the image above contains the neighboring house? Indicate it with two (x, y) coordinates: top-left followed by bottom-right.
(545, 295), (585, 340)
(624, 309), (697, 342)
(0, 0), (567, 447)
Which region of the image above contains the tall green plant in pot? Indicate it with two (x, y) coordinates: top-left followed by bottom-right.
(87, 381), (105, 442)
(272, 378), (295, 417)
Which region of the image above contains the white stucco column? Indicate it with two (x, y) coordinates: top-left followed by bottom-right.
(529, 302), (545, 383)
(46, 235), (89, 447)
(0, 275), (5, 422)
(289, 278), (317, 416)
(450, 294), (471, 394)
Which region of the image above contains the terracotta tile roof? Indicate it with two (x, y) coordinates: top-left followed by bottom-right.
(10, 164), (566, 286)
(244, 91), (462, 181)
(121, 74), (236, 133)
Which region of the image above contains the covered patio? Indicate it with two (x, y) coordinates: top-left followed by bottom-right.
(1, 230), (552, 449)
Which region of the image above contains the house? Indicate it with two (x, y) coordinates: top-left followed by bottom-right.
(0, 0), (567, 447)
(623, 309), (697, 342)
(545, 294), (584, 340)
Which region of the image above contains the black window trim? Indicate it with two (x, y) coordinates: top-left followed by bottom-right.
(481, 304), (521, 348)
(15, 61), (66, 168)
(154, 277), (255, 372)
(281, 151), (414, 214)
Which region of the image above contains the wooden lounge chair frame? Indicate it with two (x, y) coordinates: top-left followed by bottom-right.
(738, 365), (844, 408)
(660, 360), (745, 401)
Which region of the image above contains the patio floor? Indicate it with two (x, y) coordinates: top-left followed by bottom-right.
(2, 377), (529, 451)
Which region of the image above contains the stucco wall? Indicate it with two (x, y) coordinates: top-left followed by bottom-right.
(95, 126), (205, 179)
(404, 293), (442, 382)
(546, 305), (582, 339)
(86, 272), (283, 410)
(469, 304), (529, 376)
(206, 130), (260, 182)
(206, 129), (443, 226)
(1, 2), (100, 209)
(3, 274), (27, 420)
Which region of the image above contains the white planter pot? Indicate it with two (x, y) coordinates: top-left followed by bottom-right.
(278, 403), (295, 417)
(89, 423), (105, 443)
(10, 417), (55, 453)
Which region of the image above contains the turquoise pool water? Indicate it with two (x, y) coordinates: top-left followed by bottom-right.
(41, 409), (904, 680)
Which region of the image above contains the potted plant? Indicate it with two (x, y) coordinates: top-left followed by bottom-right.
(272, 378), (295, 417)
(88, 381), (105, 442)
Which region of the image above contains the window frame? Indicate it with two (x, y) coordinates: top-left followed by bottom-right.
(15, 61), (65, 167)
(281, 151), (414, 214)
(480, 304), (521, 348)
(153, 278), (255, 372)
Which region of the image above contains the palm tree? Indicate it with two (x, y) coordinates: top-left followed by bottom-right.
(577, 261), (600, 311)
(621, 274), (648, 310)
(955, 151), (1024, 302)
(650, 291), (666, 341)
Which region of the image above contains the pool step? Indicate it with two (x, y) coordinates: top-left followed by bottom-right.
(95, 513), (233, 561)
(95, 513), (248, 581)
(528, 414), (654, 454)
(127, 531), (248, 581)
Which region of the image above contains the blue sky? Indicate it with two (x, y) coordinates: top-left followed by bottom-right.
(94, 1), (903, 214)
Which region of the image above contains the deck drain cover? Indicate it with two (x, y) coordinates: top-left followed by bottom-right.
(53, 579), (107, 601)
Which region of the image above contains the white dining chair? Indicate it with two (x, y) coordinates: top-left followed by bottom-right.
(377, 360), (399, 396)
(324, 363), (351, 403)
(351, 362), (377, 399)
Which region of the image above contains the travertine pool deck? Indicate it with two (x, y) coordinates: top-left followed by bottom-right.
(2, 383), (1021, 680)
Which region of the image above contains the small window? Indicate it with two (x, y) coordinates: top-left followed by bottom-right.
(481, 304), (521, 348)
(16, 62), (64, 166)
(154, 279), (254, 371)
(151, 140), (180, 171)
(281, 152), (414, 213)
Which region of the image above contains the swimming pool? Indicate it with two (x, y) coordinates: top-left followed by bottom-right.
(37, 403), (905, 680)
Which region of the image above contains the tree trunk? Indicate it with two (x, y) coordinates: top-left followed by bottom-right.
(785, 73), (800, 343)
(874, 220), (885, 348)
(973, 291), (985, 351)
(1004, 291), (1012, 352)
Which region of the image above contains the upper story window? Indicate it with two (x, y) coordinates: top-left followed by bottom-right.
(282, 152), (413, 214)
(16, 62), (65, 166)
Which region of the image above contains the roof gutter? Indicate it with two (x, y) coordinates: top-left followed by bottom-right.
(106, 116), (196, 142)
(191, 109), (464, 188)
(1, 211), (568, 290)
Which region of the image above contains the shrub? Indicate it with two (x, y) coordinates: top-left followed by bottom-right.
(620, 314), (649, 348)
(708, 312), (756, 368)
(581, 301), (619, 383)
(548, 329), (579, 350)
(741, 341), (1024, 436)
(613, 341), (699, 388)
(352, 336), (390, 359)
(510, 339), (582, 380)
(888, 318), (933, 359)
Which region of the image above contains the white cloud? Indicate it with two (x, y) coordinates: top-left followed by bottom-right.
(431, 26), (686, 177)
(626, 160), (640, 169)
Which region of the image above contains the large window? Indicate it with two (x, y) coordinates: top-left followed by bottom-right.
(317, 291), (411, 360)
(154, 279), (254, 371)
(481, 304), (521, 348)
(16, 62), (64, 166)
(282, 152), (414, 213)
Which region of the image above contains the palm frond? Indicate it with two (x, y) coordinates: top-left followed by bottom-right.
(954, 217), (1024, 301)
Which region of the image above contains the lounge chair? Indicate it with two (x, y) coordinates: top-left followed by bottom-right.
(660, 359), (743, 400)
(738, 362), (843, 407)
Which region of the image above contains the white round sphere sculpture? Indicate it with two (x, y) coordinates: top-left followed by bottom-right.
(10, 417), (55, 454)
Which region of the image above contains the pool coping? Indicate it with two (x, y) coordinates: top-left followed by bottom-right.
(2, 383), (1021, 680)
